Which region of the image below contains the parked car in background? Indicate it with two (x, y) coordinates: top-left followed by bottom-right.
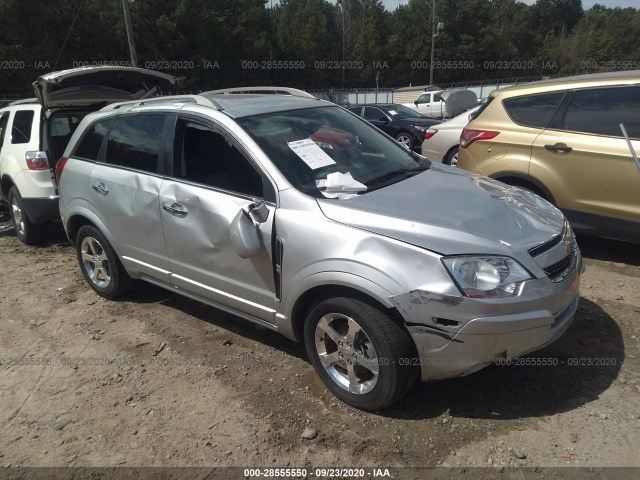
(458, 70), (640, 244)
(402, 90), (445, 118)
(348, 103), (440, 151)
(58, 87), (581, 410)
(422, 106), (480, 165)
(0, 66), (175, 244)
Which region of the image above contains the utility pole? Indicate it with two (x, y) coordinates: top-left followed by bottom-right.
(122, 0), (138, 67)
(429, 0), (436, 85)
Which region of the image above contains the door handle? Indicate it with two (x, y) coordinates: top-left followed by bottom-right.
(92, 183), (109, 196)
(544, 143), (573, 154)
(162, 203), (188, 218)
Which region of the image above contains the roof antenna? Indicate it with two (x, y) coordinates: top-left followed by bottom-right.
(53, 0), (87, 71)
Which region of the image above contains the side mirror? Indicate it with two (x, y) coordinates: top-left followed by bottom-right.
(229, 202), (269, 259)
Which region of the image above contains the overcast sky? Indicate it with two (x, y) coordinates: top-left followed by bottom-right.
(380, 0), (639, 10)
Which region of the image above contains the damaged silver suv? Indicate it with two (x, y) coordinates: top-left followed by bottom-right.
(58, 86), (582, 410)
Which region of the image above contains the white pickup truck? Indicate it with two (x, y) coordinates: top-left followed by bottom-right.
(402, 90), (446, 118)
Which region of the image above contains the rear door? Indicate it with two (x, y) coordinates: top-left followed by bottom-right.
(159, 116), (278, 323)
(89, 113), (172, 282)
(530, 86), (640, 229)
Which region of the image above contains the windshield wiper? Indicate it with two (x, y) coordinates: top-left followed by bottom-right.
(367, 163), (429, 189)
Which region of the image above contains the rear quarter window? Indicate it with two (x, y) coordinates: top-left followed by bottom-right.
(563, 86), (640, 138)
(503, 92), (564, 128)
(11, 110), (35, 144)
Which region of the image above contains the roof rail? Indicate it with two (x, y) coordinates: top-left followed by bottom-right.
(8, 98), (39, 106)
(204, 86), (316, 99)
(101, 94), (219, 111)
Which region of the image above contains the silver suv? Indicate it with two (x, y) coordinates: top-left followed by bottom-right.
(58, 87), (583, 410)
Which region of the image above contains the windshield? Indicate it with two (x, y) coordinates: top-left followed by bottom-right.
(239, 106), (430, 198)
(384, 104), (425, 119)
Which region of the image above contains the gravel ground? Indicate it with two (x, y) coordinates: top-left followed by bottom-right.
(0, 223), (638, 476)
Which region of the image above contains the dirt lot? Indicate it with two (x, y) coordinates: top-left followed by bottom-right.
(0, 223), (639, 474)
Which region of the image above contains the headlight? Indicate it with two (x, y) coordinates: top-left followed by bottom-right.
(414, 125), (426, 132)
(442, 256), (532, 298)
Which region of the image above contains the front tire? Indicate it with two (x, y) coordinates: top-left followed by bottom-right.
(395, 132), (414, 150)
(75, 225), (134, 299)
(9, 186), (39, 245)
(303, 297), (418, 411)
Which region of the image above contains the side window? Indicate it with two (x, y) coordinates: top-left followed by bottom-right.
(11, 110), (35, 144)
(173, 119), (263, 198)
(0, 112), (9, 152)
(348, 107), (361, 115)
(106, 115), (165, 173)
(563, 86), (640, 138)
(503, 92), (564, 128)
(364, 107), (385, 121)
(415, 93), (429, 104)
(74, 119), (112, 161)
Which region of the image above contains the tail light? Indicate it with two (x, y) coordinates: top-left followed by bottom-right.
(25, 151), (49, 170)
(460, 128), (499, 149)
(55, 156), (69, 186)
(424, 127), (438, 140)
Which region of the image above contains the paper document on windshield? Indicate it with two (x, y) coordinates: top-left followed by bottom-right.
(288, 138), (336, 170)
(316, 172), (367, 200)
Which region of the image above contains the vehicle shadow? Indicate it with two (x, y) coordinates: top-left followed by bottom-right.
(389, 297), (623, 420)
(127, 281), (308, 361)
(578, 235), (639, 266)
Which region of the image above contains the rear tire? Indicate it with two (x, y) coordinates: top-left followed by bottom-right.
(9, 186), (39, 245)
(444, 147), (459, 166)
(75, 225), (134, 299)
(395, 132), (414, 150)
(303, 296), (418, 411)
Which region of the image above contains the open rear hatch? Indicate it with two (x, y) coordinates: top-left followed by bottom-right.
(32, 66), (176, 109)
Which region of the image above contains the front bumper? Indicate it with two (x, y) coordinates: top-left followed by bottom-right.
(392, 252), (582, 381)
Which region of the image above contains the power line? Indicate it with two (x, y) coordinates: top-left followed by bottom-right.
(53, 0), (87, 70)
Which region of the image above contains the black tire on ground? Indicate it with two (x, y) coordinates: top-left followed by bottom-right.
(8, 186), (39, 245)
(303, 296), (418, 411)
(75, 225), (134, 299)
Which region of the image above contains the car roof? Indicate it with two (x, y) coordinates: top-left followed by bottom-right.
(350, 103), (400, 108)
(101, 87), (332, 118)
(494, 70), (640, 97)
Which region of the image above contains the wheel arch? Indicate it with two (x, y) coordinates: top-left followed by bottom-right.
(65, 210), (115, 249)
(1, 174), (15, 199)
(286, 278), (406, 343)
(490, 172), (556, 205)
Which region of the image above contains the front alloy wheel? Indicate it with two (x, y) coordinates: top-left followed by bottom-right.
(304, 297), (418, 410)
(315, 313), (380, 394)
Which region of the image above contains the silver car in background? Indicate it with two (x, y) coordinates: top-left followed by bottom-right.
(58, 87), (582, 410)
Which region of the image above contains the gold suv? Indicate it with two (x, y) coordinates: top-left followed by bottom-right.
(458, 71), (640, 243)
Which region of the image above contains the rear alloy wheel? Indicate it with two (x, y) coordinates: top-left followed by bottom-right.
(304, 297), (418, 411)
(395, 132), (413, 150)
(445, 147), (459, 167)
(8, 186), (39, 245)
(75, 225), (134, 299)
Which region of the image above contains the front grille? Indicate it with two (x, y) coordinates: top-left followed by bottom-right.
(544, 254), (573, 280)
(528, 223), (567, 257)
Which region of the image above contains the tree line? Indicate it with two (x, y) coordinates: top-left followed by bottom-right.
(1, 0), (639, 95)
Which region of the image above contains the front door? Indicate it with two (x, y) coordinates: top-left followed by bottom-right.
(160, 117), (277, 322)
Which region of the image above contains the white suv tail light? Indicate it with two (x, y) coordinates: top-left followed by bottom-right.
(25, 151), (49, 170)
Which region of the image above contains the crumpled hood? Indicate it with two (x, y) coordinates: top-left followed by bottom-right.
(317, 163), (566, 256)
